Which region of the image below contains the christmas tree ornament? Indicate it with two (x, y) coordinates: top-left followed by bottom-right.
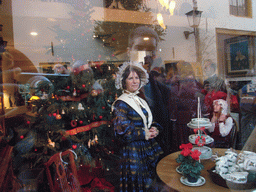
(91, 89), (98, 97)
(95, 135), (98, 142)
(56, 110), (62, 120)
(72, 144), (77, 149)
(61, 109), (65, 114)
(48, 138), (55, 147)
(66, 86), (70, 89)
(78, 103), (84, 110)
(53, 113), (57, 117)
(99, 115), (103, 120)
(73, 88), (77, 96)
(41, 92), (48, 100)
(88, 139), (91, 148)
(20, 135), (24, 139)
(52, 63), (69, 74)
(27, 75), (54, 98)
(62, 136), (67, 141)
(34, 148), (38, 152)
(79, 120), (83, 124)
(102, 106), (105, 110)
(70, 60), (95, 92)
(71, 120), (77, 128)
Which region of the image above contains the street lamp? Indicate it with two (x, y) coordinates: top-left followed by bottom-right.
(183, 7), (202, 39)
(183, 0), (202, 63)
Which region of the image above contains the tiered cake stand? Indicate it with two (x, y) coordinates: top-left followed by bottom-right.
(187, 118), (214, 160)
(187, 98), (214, 160)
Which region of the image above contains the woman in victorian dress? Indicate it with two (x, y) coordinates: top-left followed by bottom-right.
(112, 61), (163, 192)
(208, 99), (234, 148)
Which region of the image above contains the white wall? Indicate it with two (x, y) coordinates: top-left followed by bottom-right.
(10, 0), (256, 72)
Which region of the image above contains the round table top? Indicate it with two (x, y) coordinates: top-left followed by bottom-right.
(156, 148), (242, 192)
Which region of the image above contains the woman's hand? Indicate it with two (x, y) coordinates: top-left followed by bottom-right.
(148, 126), (159, 139)
(219, 114), (226, 122)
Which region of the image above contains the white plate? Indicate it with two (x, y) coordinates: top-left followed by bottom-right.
(180, 176), (206, 187)
(187, 122), (212, 129)
(189, 134), (214, 145)
(176, 166), (182, 174)
(191, 118), (210, 123)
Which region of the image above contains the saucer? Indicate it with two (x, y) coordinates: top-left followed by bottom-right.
(180, 176), (206, 186)
(187, 122), (212, 129)
(176, 166), (182, 174)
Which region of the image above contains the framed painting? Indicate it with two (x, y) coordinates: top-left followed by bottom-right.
(224, 36), (253, 77)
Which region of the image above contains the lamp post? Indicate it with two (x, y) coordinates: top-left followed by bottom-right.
(184, 0), (202, 63)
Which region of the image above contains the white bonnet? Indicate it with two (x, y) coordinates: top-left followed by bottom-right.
(115, 61), (149, 90)
(214, 99), (228, 115)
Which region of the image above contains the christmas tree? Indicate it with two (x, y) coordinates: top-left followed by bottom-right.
(11, 60), (122, 188)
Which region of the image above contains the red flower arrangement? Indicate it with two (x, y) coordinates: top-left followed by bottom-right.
(176, 143), (204, 181)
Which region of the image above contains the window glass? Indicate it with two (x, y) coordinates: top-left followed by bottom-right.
(0, 1), (256, 191)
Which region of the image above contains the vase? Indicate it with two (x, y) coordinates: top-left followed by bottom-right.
(187, 175), (199, 183)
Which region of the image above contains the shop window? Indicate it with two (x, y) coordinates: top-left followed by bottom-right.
(229, 0), (252, 17)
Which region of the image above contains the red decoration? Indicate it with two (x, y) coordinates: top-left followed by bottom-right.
(27, 121), (31, 124)
(49, 114), (52, 117)
(82, 84), (86, 88)
(102, 106), (105, 110)
(79, 120), (83, 124)
(20, 135), (24, 139)
(72, 145), (77, 149)
(53, 113), (57, 117)
(112, 38), (116, 41)
(71, 120), (78, 128)
(65, 121), (110, 135)
(62, 136), (67, 141)
(195, 136), (206, 147)
(67, 86), (70, 89)
(34, 148), (38, 152)
(99, 116), (103, 120)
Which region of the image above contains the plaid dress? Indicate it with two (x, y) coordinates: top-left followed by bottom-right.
(113, 99), (163, 192)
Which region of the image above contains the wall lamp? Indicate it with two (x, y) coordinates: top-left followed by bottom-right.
(184, 9), (202, 39)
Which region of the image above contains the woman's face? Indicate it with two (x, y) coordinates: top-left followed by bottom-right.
(213, 101), (222, 113)
(125, 71), (140, 93)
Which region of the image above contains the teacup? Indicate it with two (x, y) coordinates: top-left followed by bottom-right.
(228, 164), (237, 173)
(216, 163), (229, 174)
(244, 156), (256, 171)
(225, 150), (238, 163)
(228, 172), (248, 184)
(238, 151), (256, 163)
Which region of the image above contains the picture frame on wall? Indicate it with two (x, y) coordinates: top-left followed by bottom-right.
(224, 36), (254, 77)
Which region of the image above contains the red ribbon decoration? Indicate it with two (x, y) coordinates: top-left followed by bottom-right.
(65, 121), (110, 135)
(193, 126), (207, 135)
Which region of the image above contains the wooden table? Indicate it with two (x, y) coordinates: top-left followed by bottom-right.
(156, 148), (247, 192)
